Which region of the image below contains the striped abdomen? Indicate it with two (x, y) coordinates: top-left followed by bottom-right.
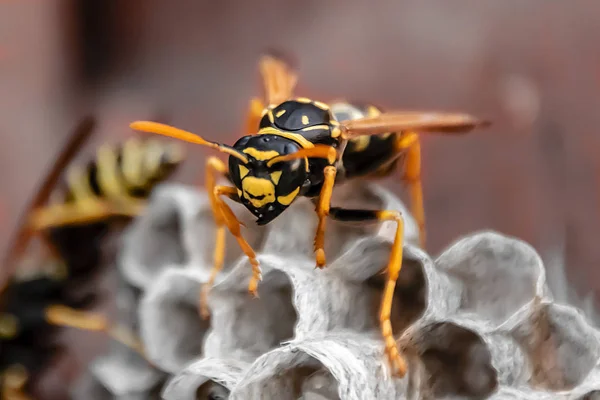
(63, 138), (184, 203)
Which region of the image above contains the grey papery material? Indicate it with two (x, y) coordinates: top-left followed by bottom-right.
(139, 268), (211, 373)
(230, 332), (406, 400)
(79, 270), (165, 399)
(112, 181), (600, 399)
(435, 231), (551, 326)
(162, 358), (248, 400)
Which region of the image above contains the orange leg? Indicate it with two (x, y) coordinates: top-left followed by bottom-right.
(213, 185), (261, 297)
(399, 133), (426, 248)
(313, 166), (337, 268)
(199, 157), (229, 319)
(323, 207), (407, 377)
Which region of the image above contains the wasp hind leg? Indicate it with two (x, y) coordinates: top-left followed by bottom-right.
(326, 207), (407, 377)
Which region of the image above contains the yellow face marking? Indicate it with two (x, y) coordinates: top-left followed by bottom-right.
(237, 188), (243, 198)
(276, 109), (286, 118)
(295, 97), (312, 103)
(302, 115), (309, 125)
(267, 110), (275, 124)
(351, 135), (371, 152)
(0, 313), (19, 338)
(243, 147), (280, 160)
(300, 124), (330, 132)
(239, 165), (250, 179)
(277, 187), (300, 206)
(242, 177), (276, 208)
(270, 170), (282, 184)
(257, 127), (315, 148)
(331, 126), (341, 138)
(313, 101), (330, 110)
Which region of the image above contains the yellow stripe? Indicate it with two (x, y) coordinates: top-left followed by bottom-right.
(276, 109), (286, 118)
(243, 147), (280, 160)
(66, 166), (95, 202)
(96, 144), (126, 199)
(142, 139), (165, 182)
(122, 139), (145, 188)
(295, 97), (312, 104)
(313, 100), (330, 110)
(277, 186), (300, 205)
(257, 127), (314, 148)
(300, 124), (330, 132)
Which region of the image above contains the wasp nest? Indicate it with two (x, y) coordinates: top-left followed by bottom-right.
(79, 182), (600, 400)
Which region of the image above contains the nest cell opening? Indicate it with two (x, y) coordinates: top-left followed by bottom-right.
(419, 322), (498, 398)
(211, 270), (297, 360)
(274, 359), (340, 400)
(195, 381), (230, 400)
(366, 257), (427, 335)
(579, 391), (600, 400)
(133, 200), (189, 271)
(168, 299), (211, 367)
(514, 305), (599, 391)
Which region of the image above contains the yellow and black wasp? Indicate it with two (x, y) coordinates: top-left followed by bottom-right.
(129, 53), (490, 377)
(0, 115), (183, 399)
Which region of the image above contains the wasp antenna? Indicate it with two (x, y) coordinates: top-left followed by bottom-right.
(130, 121), (249, 163)
(267, 145), (337, 167)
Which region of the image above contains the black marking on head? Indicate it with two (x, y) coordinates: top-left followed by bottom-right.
(228, 134), (307, 225)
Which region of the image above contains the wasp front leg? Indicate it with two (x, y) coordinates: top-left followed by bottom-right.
(212, 185), (261, 297)
(313, 166), (337, 268)
(326, 207), (407, 377)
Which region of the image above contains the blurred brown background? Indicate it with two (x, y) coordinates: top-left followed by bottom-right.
(1, 0), (599, 366)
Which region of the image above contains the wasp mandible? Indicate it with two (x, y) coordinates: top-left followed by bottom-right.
(129, 53), (490, 377)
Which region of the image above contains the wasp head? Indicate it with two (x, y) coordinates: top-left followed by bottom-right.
(229, 134), (307, 225)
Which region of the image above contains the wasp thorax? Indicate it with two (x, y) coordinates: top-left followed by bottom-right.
(229, 134), (308, 225)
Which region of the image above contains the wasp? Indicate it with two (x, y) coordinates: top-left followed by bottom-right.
(129, 53), (490, 377)
(1, 116), (178, 399)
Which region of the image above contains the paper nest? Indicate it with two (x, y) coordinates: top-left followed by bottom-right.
(74, 182), (600, 400)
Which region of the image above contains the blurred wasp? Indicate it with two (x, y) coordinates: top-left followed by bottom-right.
(1, 115), (183, 399)
(129, 53), (490, 377)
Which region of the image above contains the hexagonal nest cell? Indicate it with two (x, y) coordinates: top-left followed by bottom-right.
(84, 182), (600, 399)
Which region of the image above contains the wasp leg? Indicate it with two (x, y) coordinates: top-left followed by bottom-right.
(28, 198), (145, 231)
(313, 166), (337, 268)
(213, 185), (261, 298)
(44, 305), (146, 357)
(2, 364), (31, 400)
(396, 132), (426, 248)
(199, 157), (229, 319)
(246, 97), (265, 135)
(326, 207), (407, 377)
